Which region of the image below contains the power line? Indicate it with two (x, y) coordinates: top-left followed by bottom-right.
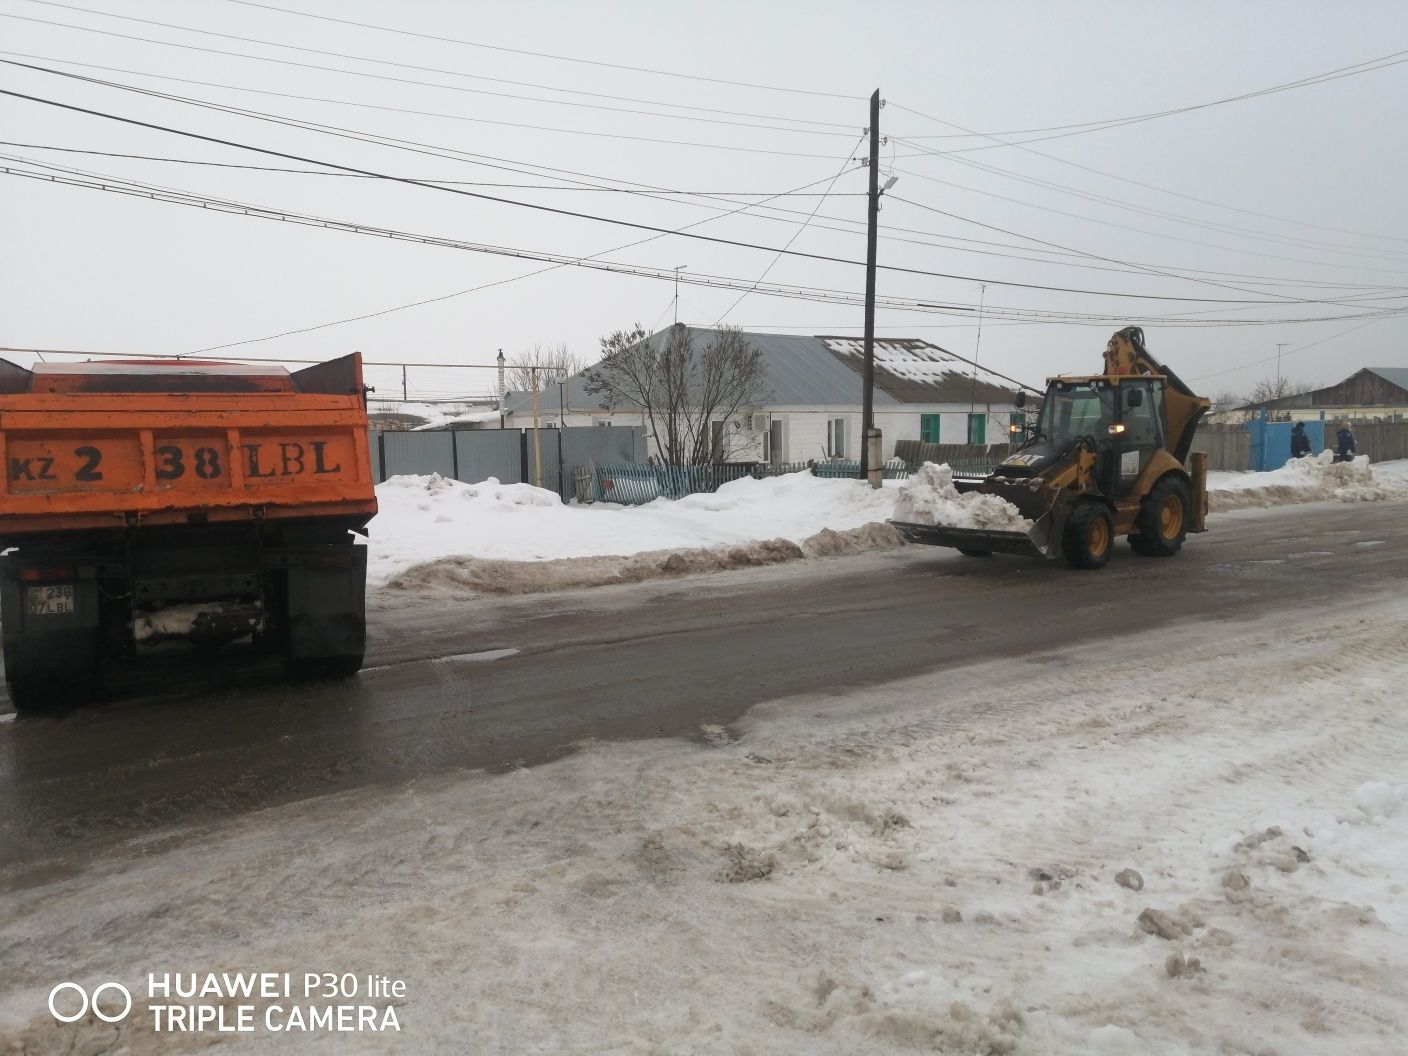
(888, 95), (1408, 249)
(892, 136), (1408, 263)
(10, 160), (1408, 332)
(892, 46), (1408, 146)
(0, 39), (866, 152)
(11, 140), (1402, 297)
(886, 194), (1408, 312)
(6, 67), (1365, 306)
(1188, 319), (1387, 383)
(7, 4), (860, 123)
(209, 0), (864, 101)
(712, 135), (866, 326)
(17, 52), (1400, 296)
(0, 143), (867, 193)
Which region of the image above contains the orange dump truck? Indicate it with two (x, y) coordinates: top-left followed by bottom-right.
(0, 353), (377, 711)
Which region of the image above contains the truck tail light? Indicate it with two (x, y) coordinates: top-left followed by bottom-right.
(20, 566), (76, 582)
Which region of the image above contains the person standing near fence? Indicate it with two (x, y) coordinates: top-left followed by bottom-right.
(1290, 421), (1311, 459)
(1335, 421), (1357, 463)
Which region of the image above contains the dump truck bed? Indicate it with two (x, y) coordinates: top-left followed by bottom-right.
(0, 354), (376, 536)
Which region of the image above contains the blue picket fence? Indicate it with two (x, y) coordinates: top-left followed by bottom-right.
(810, 459), (912, 480)
(593, 463), (754, 504)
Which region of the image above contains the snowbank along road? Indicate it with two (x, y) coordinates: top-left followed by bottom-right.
(0, 500), (1405, 1054)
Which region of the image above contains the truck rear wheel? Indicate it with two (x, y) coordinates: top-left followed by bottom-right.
(1130, 476), (1191, 558)
(1062, 502), (1113, 570)
(4, 635), (102, 713)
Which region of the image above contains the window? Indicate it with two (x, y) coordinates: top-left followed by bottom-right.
(967, 412), (987, 445)
(920, 414), (941, 444)
(1037, 381), (1113, 444)
(827, 417), (846, 458)
(1121, 381), (1163, 446)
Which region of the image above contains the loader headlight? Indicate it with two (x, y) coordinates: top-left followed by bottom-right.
(1008, 424), (1022, 434)
(1108, 422), (1127, 435)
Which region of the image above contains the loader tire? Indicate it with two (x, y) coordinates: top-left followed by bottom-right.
(1130, 475), (1191, 558)
(1062, 502), (1113, 570)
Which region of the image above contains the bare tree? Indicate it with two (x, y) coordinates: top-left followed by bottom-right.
(1248, 377), (1313, 404)
(1209, 390), (1247, 415)
(583, 324), (770, 465)
(505, 342), (588, 393)
(1243, 377), (1314, 422)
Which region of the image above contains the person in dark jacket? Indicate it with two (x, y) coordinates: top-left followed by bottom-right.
(1290, 421), (1312, 459)
(1335, 422), (1357, 462)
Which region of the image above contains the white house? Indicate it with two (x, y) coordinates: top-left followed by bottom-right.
(500, 326), (1021, 463)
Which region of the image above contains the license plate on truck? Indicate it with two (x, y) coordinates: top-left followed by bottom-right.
(26, 585), (74, 615)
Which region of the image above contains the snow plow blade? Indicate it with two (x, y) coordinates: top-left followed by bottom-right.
(891, 520), (1052, 558)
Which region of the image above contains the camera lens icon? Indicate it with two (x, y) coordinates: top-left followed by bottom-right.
(48, 981), (132, 1024)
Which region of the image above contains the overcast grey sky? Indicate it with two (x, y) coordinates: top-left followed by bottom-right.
(2, 0), (1406, 402)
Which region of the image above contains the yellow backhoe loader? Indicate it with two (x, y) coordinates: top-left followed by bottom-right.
(892, 327), (1211, 569)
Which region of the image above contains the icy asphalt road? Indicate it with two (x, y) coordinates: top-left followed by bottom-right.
(0, 500), (1403, 872)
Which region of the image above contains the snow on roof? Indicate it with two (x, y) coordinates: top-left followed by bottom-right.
(501, 328), (1018, 413)
(818, 335), (1017, 405)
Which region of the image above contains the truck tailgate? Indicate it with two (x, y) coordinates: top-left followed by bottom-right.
(0, 394), (376, 532)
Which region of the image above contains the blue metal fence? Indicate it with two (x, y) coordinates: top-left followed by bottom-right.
(1244, 417), (1326, 472)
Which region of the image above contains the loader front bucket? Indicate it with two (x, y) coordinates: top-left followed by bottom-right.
(891, 520), (1051, 558)
(890, 478), (1065, 560)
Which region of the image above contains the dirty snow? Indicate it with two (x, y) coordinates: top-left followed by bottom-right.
(891, 461), (1034, 531)
(368, 471), (901, 585)
(1209, 453), (1408, 510)
(3, 594), (1405, 1054)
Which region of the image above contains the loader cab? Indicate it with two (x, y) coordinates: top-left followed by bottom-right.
(1008, 376), (1165, 497)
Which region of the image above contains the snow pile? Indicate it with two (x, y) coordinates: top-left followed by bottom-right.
(370, 401), (500, 431)
(1209, 453), (1408, 511)
(891, 462), (1033, 531)
(369, 471), (903, 587)
(385, 523), (905, 595)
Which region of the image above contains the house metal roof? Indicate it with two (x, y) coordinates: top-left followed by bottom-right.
(503, 326), (1017, 413)
(1369, 366), (1408, 392)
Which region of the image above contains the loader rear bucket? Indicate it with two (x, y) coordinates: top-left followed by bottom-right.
(890, 479), (1063, 560)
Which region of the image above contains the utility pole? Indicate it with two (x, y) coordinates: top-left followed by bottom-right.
(860, 89), (883, 488)
(1275, 343), (1288, 392)
(401, 364), (408, 402)
(674, 265), (687, 326)
(530, 365), (543, 489)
